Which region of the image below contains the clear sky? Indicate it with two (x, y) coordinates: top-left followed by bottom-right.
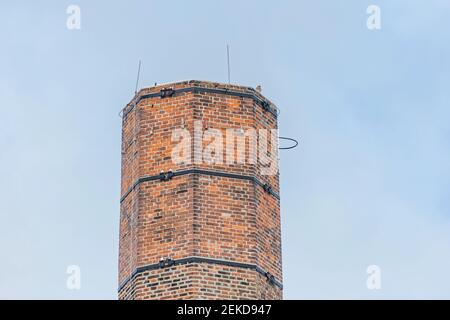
(1, 1), (449, 299)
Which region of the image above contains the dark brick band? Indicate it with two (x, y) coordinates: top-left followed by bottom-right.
(120, 169), (280, 203)
(122, 86), (278, 118)
(118, 256), (283, 293)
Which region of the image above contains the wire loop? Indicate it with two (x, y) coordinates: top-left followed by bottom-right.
(279, 136), (298, 150)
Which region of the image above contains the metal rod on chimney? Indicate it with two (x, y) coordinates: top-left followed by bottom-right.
(227, 45), (231, 84)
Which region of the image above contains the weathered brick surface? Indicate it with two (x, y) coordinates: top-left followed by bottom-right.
(119, 80), (282, 299)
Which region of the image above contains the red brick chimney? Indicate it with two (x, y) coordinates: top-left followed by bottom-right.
(118, 80), (282, 299)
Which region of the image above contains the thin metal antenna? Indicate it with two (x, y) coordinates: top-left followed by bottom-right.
(134, 60), (142, 94)
(226, 44), (231, 84)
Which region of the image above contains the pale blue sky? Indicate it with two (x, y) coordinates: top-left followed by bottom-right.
(1, 1), (449, 299)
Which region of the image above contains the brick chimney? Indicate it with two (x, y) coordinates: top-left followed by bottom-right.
(118, 80), (282, 299)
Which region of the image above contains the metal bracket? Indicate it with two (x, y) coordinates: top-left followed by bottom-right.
(159, 170), (174, 181)
(160, 88), (175, 98)
(265, 272), (276, 285)
(158, 257), (175, 268)
(262, 183), (273, 194)
(261, 100), (271, 112)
